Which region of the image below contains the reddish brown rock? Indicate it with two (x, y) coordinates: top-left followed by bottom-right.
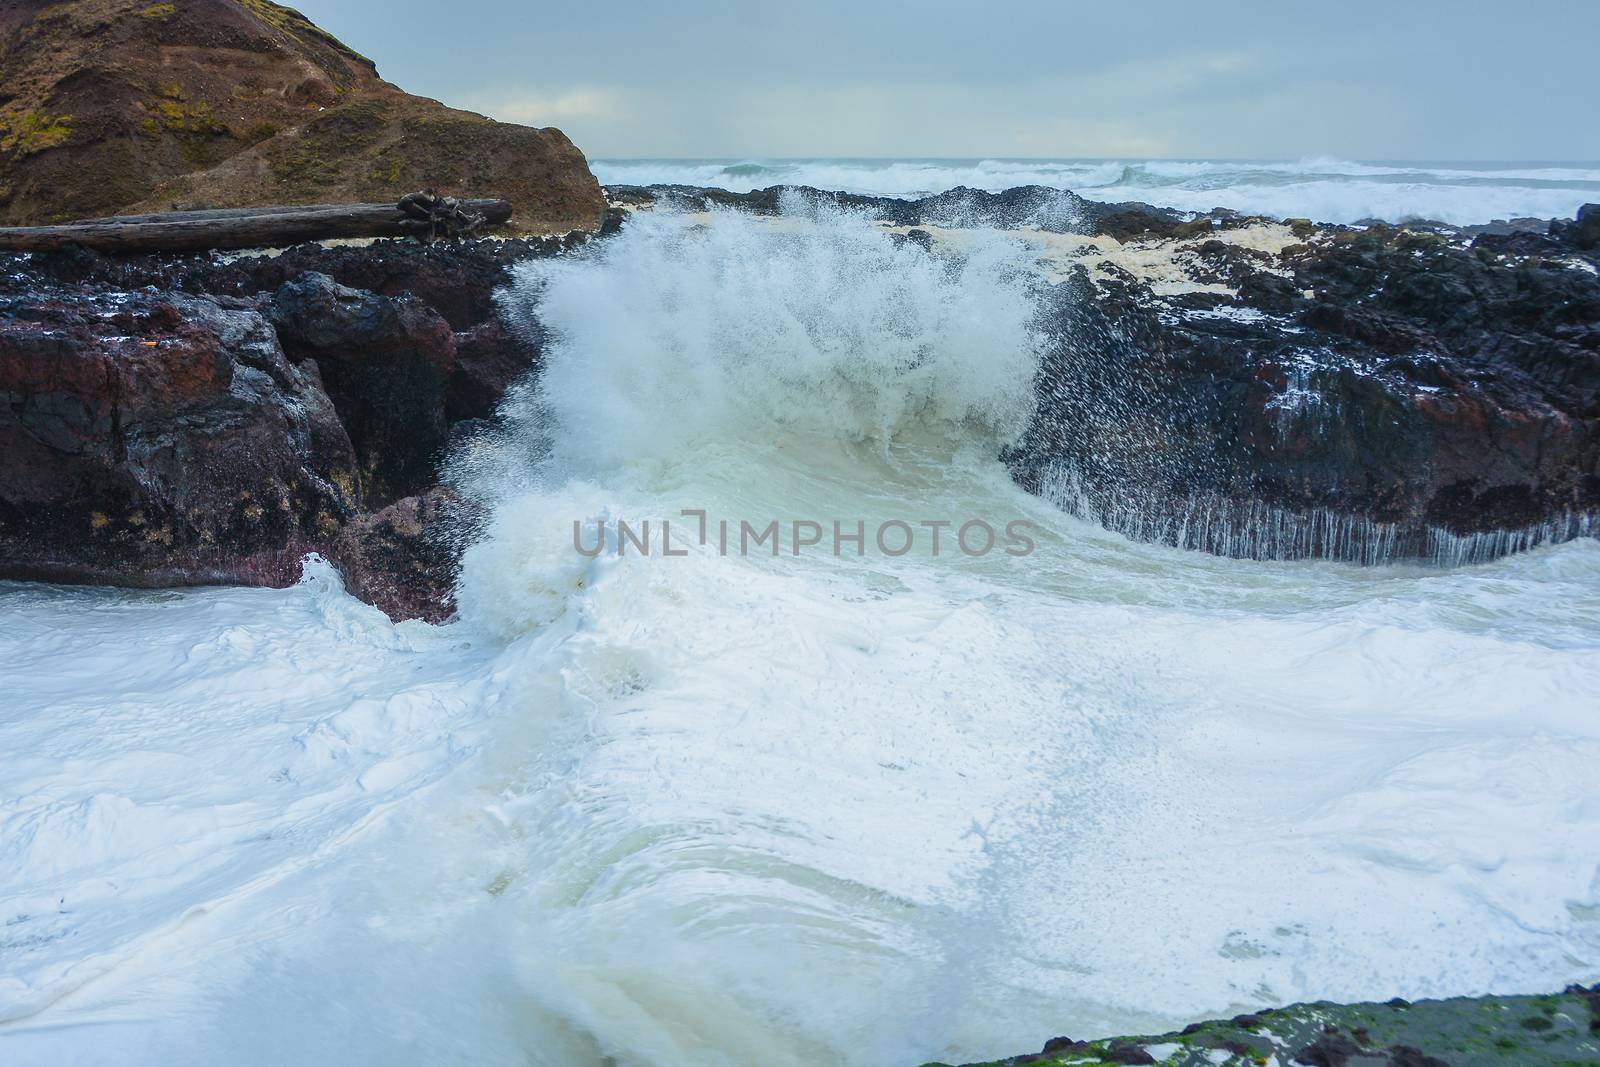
(450, 316), (541, 422)
(0, 286), (358, 586)
(1, 238), (552, 621)
(331, 486), (475, 624)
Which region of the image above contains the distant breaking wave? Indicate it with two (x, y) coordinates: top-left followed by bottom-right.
(592, 157), (1600, 226)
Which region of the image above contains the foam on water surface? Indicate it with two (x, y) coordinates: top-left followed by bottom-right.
(2, 205), (1599, 1067)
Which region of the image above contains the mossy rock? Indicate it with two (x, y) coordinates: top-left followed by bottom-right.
(921, 988), (1600, 1067)
(0, 111), (74, 155)
(265, 102), (392, 192)
(0, 0), (605, 231)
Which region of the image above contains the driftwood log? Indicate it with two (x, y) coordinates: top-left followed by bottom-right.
(0, 196), (512, 254)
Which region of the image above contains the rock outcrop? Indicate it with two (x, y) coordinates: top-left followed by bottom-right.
(331, 485), (472, 623)
(0, 234), (568, 616)
(0, 0), (606, 233)
(0, 285), (356, 586)
(918, 985), (1600, 1067)
(1006, 219), (1600, 563)
(266, 272), (457, 508)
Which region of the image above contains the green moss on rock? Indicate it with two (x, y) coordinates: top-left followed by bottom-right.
(0, 111), (74, 155)
(265, 102), (391, 191)
(921, 988), (1600, 1067)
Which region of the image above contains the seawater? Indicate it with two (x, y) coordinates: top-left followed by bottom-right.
(592, 156), (1600, 226)
(3, 204), (1598, 1067)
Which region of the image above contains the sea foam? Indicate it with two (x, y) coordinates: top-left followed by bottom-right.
(3, 202), (1599, 1067)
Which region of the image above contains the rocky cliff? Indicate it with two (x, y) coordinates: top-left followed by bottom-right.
(0, 0), (606, 233)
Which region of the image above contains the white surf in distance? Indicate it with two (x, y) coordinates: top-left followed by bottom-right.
(2, 204), (1599, 1067)
(593, 156), (1600, 227)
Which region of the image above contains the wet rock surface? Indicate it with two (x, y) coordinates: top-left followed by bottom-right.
(19, 232), (586, 329)
(1005, 219), (1600, 562)
(0, 286), (357, 587)
(330, 486), (477, 624)
(0, 237), (561, 617)
(920, 985), (1600, 1067)
(266, 271), (457, 508)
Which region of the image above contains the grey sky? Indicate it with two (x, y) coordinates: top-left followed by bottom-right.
(291, 0), (1598, 160)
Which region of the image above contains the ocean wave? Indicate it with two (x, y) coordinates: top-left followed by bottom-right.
(594, 157), (1600, 225)
(5, 202), (1600, 1066)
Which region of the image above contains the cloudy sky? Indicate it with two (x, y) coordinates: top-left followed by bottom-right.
(293, 0), (1598, 161)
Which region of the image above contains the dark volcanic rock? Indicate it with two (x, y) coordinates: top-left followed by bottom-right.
(183, 237), (579, 330)
(451, 317), (541, 422)
(1094, 205), (1215, 242)
(1038, 1037), (1084, 1054)
(607, 182), (1273, 242)
(331, 486), (474, 623)
(0, 286), (357, 586)
(0, 237), (551, 619)
(1005, 215), (1600, 563)
(267, 272), (456, 507)
(927, 987), (1598, 1067)
(1552, 202), (1600, 251)
(14, 235), (591, 330)
(1292, 1032), (1367, 1067)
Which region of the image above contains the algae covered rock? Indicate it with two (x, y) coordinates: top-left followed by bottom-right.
(922, 986), (1600, 1067)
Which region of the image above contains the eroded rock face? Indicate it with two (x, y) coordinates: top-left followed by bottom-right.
(0, 238), (549, 618)
(0, 286), (357, 586)
(1004, 218), (1600, 562)
(267, 272), (456, 508)
(330, 486), (477, 624)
